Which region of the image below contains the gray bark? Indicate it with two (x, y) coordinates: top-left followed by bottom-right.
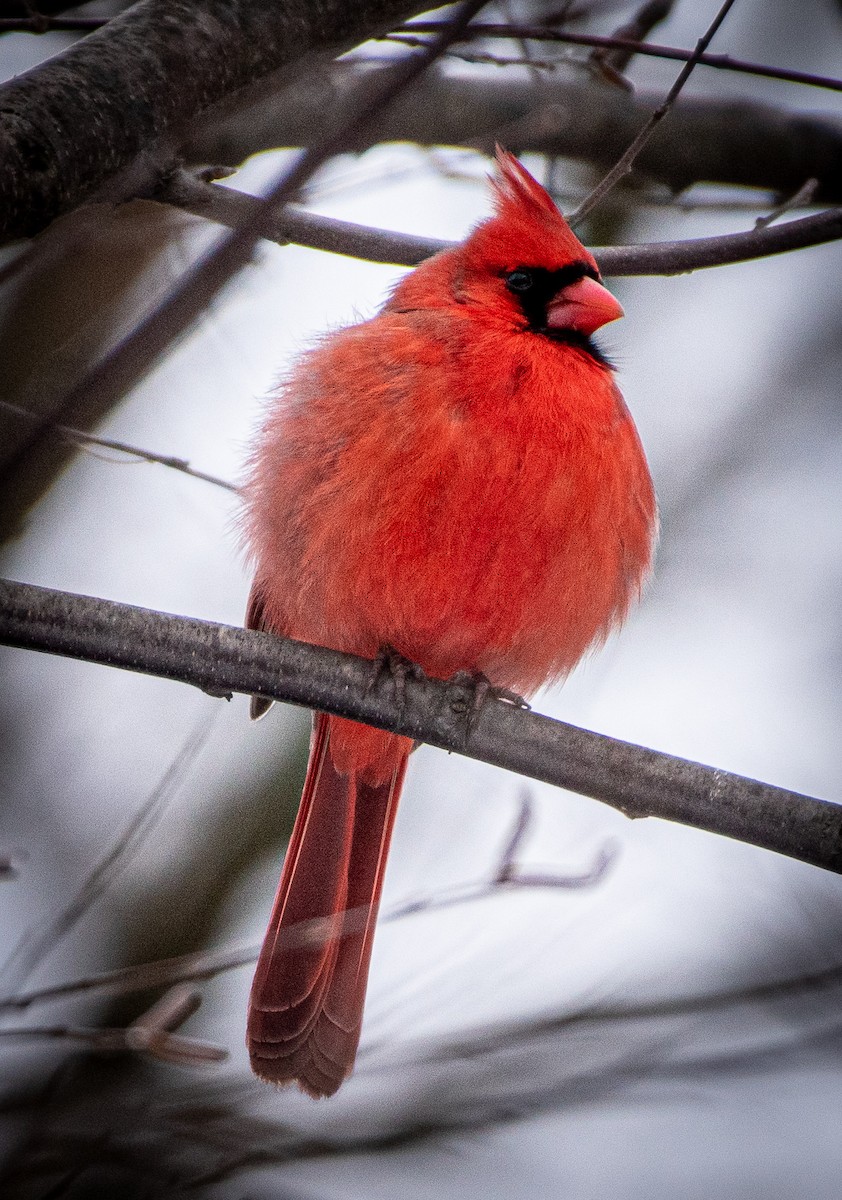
(2, 578), (840, 877)
(0, 0), (428, 244)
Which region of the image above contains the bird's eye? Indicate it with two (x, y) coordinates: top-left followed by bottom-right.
(506, 269), (534, 293)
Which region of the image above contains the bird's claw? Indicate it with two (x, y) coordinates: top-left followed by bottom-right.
(446, 670), (530, 744)
(366, 645), (426, 710)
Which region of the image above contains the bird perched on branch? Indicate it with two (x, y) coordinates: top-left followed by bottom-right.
(242, 149), (656, 1097)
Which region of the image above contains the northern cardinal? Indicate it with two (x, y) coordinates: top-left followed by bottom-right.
(242, 150), (656, 1097)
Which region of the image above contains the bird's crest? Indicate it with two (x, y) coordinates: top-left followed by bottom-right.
(384, 148), (597, 313)
(463, 146), (597, 274)
(492, 146), (562, 225)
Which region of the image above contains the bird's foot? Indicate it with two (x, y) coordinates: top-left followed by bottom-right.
(445, 670), (530, 744)
(366, 645), (426, 711)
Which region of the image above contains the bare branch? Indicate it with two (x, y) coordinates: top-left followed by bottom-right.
(755, 178), (820, 229)
(0, 715), (217, 996)
(0, 793), (612, 1014)
(598, 207), (842, 273)
(0, 0), (440, 245)
(161, 174), (842, 275)
(0, 984), (225, 1070)
(1, 578), (840, 877)
(0, 400), (239, 493)
(187, 64), (842, 203)
(0, 1012), (228, 1066)
(589, 0), (676, 81)
(569, 0), (738, 225)
(161, 166), (445, 266)
(0, 3), (487, 534)
(398, 21), (842, 96)
(1, 941), (264, 1014)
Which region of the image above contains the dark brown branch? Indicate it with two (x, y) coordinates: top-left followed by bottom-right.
(398, 21), (842, 95)
(1, 578), (840, 877)
(590, 0), (676, 77)
(569, 0), (738, 224)
(187, 65), (842, 204)
(163, 173), (842, 274)
(0, 0), (434, 245)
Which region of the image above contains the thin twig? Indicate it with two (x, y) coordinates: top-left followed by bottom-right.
(0, 942), (263, 1014)
(568, 0), (738, 225)
(395, 21), (842, 96)
(0, 400), (238, 493)
(589, 0), (676, 78)
(0, 1024), (228, 1065)
(0, 984), (226, 1065)
(1, 579), (840, 877)
(0, 794), (610, 1014)
(755, 178), (820, 229)
(0, 713), (217, 997)
(0, 16), (106, 33)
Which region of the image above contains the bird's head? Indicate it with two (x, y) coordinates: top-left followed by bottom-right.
(388, 149), (622, 347)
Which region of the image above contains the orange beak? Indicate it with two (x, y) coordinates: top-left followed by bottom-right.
(545, 275), (624, 336)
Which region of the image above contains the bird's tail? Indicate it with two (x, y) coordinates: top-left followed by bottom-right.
(247, 713), (407, 1097)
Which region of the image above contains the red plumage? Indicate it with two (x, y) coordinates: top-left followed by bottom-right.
(243, 150), (656, 1096)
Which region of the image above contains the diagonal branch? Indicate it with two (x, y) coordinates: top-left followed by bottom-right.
(0, 399), (238, 492)
(568, 0), (738, 225)
(1, 578), (840, 877)
(0, 0), (437, 245)
(588, 0), (677, 82)
(0, 795), (610, 1014)
(0, 715), (217, 997)
(0, 2), (487, 533)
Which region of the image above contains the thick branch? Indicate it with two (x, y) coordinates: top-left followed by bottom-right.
(0, 3), (482, 539)
(187, 63), (842, 202)
(0, 0), (429, 244)
(1, 578), (840, 876)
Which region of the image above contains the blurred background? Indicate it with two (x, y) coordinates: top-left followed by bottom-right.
(1, 0), (842, 1195)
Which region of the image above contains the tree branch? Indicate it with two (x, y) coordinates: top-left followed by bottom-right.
(0, 0), (433, 244)
(398, 21), (842, 96)
(1, 578), (840, 876)
(186, 63), (842, 202)
(162, 172), (842, 274)
(0, 3), (486, 533)
(568, 0), (738, 225)
(0, 399), (238, 492)
(589, 0), (677, 79)
(1, 794), (611, 1014)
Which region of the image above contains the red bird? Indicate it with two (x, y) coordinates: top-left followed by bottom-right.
(242, 150), (656, 1097)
